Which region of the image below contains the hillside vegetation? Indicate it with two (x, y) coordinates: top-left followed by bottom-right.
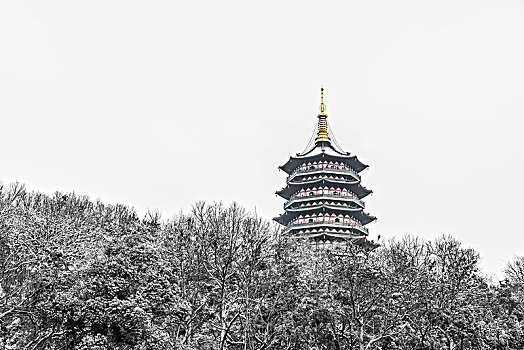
(1, 183), (523, 349)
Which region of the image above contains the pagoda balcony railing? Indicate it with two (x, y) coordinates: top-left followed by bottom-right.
(284, 221), (369, 234)
(287, 166), (360, 182)
(285, 192), (364, 209)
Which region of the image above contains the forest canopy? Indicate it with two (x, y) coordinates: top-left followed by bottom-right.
(1, 183), (523, 349)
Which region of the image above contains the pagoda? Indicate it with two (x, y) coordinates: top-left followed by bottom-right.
(274, 88), (376, 241)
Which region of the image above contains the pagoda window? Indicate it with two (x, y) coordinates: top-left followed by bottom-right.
(335, 218), (340, 223)
(309, 192), (314, 196)
(308, 218), (314, 223)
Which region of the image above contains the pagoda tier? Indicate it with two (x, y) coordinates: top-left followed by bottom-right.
(279, 152), (368, 175)
(276, 177), (372, 200)
(274, 88), (376, 241)
(275, 206), (376, 226)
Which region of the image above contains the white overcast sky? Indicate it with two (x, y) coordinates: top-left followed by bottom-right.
(1, 0), (523, 278)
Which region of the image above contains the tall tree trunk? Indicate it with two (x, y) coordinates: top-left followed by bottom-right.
(359, 317), (365, 350)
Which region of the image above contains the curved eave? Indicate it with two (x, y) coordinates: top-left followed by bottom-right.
(298, 231), (367, 240)
(279, 153), (368, 175)
(275, 207), (376, 226)
(288, 177), (359, 187)
(276, 182), (372, 200)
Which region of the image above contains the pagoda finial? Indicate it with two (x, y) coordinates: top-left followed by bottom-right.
(315, 87), (331, 143)
(319, 87), (327, 114)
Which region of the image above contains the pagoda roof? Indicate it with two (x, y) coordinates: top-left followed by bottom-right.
(276, 179), (372, 200)
(296, 231), (367, 240)
(279, 144), (368, 175)
(287, 176), (359, 187)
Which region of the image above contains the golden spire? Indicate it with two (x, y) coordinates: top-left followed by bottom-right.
(315, 87), (331, 143)
(319, 87), (327, 113)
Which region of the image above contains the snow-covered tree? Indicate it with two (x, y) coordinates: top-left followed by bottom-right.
(2, 183), (524, 349)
